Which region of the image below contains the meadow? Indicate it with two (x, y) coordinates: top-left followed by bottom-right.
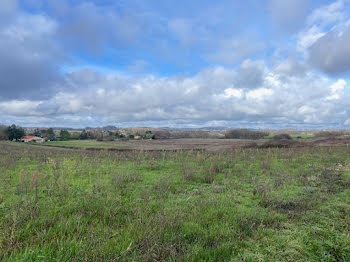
(0, 141), (349, 261)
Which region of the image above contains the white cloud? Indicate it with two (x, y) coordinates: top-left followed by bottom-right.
(307, 0), (344, 27)
(0, 100), (41, 116)
(246, 88), (274, 100)
(222, 88), (243, 99)
(1, 59), (350, 127)
(297, 26), (325, 51)
(330, 79), (346, 92)
(327, 79), (346, 100)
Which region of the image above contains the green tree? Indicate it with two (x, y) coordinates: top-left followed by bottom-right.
(41, 128), (56, 141)
(34, 129), (41, 137)
(79, 130), (88, 140)
(6, 124), (25, 141)
(59, 130), (71, 141)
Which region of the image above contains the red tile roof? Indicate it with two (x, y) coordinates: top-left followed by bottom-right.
(22, 136), (41, 139)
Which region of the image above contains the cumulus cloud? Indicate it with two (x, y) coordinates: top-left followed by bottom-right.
(327, 79), (346, 100)
(0, 100), (41, 116)
(2, 59), (349, 128)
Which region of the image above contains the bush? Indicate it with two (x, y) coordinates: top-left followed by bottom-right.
(225, 129), (268, 139)
(273, 134), (292, 140)
(260, 139), (299, 148)
(314, 131), (346, 138)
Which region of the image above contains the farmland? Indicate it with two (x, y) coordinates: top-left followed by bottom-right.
(0, 141), (349, 261)
(39, 139), (268, 151)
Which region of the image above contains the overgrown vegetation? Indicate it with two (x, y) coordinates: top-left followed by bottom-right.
(315, 130), (349, 138)
(272, 133), (292, 140)
(0, 142), (349, 261)
(225, 129), (269, 139)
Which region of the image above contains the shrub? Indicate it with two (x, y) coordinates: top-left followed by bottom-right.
(59, 130), (71, 141)
(272, 134), (292, 140)
(314, 130), (346, 138)
(225, 129), (268, 139)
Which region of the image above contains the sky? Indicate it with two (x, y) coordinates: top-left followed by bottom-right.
(1, 0), (350, 129)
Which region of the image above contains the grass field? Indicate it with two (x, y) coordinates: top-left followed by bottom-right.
(0, 142), (349, 261)
(36, 138), (270, 151)
(264, 134), (314, 139)
(42, 140), (128, 149)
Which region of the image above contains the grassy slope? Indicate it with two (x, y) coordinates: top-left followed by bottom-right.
(0, 142), (349, 261)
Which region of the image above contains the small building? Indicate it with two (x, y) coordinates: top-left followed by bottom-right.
(21, 136), (45, 143)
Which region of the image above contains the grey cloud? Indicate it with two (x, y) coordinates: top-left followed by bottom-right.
(0, 13), (63, 100)
(308, 25), (350, 75)
(268, 0), (310, 32)
(53, 1), (147, 55)
(274, 59), (307, 77)
(234, 60), (265, 89)
(207, 36), (266, 66)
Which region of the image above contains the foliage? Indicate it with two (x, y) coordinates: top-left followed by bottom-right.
(115, 132), (125, 139)
(314, 130), (347, 138)
(5, 124), (25, 141)
(79, 130), (88, 140)
(272, 133), (292, 140)
(41, 128), (56, 141)
(33, 129), (41, 137)
(59, 130), (71, 141)
(225, 128), (269, 139)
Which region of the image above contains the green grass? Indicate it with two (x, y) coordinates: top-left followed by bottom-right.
(290, 134), (314, 139)
(41, 140), (127, 148)
(0, 142), (349, 261)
